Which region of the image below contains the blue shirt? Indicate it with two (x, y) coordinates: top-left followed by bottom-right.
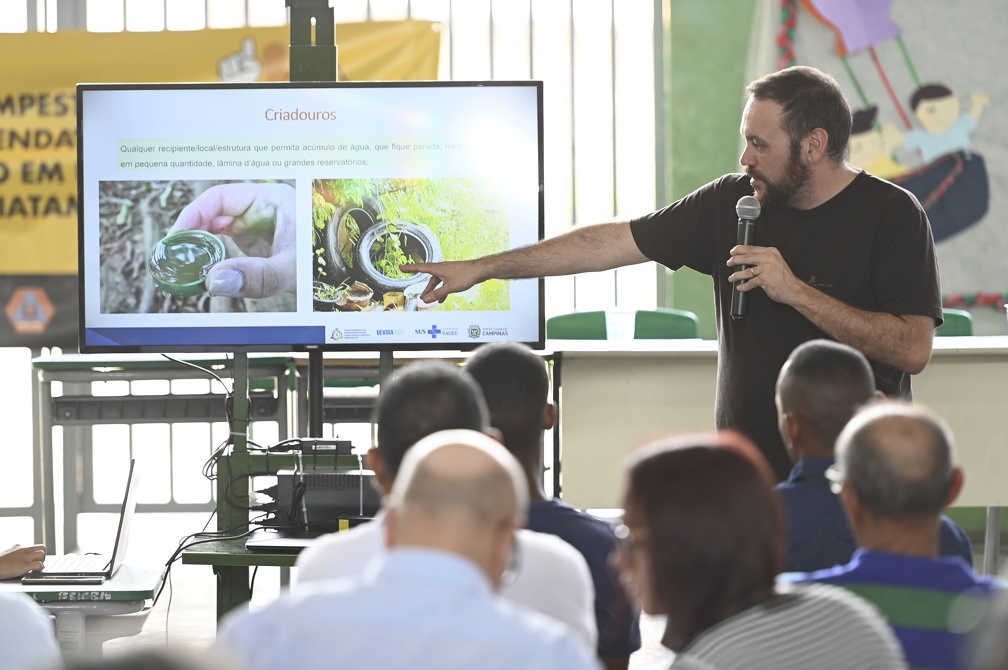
(218, 548), (601, 670)
(783, 549), (1000, 670)
(776, 457), (974, 572)
(528, 499), (642, 657)
(903, 114), (978, 164)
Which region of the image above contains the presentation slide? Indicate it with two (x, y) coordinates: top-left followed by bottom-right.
(77, 82), (544, 352)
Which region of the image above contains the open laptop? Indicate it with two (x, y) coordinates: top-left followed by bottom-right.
(22, 459), (138, 585)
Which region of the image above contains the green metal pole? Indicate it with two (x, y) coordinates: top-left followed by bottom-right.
(216, 352), (250, 618)
(214, 0), (341, 620)
(287, 0), (340, 437)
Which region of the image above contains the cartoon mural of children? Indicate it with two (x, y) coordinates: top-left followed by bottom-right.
(848, 105), (907, 179)
(903, 84), (989, 164)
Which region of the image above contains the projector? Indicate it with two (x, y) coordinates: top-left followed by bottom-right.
(275, 467), (381, 533)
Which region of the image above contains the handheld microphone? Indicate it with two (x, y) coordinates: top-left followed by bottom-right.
(730, 195), (762, 321)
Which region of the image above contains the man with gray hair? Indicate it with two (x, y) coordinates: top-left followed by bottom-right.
(217, 429), (601, 670)
(783, 401), (1000, 670)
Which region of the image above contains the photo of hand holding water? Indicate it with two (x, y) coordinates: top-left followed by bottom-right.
(98, 179), (297, 314)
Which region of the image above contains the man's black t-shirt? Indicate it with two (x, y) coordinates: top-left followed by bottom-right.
(629, 171), (942, 478)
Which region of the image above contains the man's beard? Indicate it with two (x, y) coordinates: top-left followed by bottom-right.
(750, 147), (811, 208)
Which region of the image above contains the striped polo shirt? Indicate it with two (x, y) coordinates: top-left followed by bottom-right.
(671, 582), (906, 669)
(783, 549), (1001, 670)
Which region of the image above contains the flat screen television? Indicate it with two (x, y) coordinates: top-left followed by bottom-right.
(76, 81), (544, 353)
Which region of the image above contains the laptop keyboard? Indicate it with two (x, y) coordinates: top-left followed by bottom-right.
(45, 553), (109, 574)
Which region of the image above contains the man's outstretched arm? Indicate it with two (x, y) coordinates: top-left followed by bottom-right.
(402, 221), (649, 303)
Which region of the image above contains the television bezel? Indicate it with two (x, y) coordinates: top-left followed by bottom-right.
(76, 80), (546, 354)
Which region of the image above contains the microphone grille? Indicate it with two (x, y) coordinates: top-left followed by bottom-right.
(736, 195), (761, 220)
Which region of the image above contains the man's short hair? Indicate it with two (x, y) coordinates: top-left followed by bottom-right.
(837, 402), (957, 518)
(373, 361), (490, 480)
(746, 65), (853, 162)
(465, 342), (549, 457)
(777, 339), (876, 449)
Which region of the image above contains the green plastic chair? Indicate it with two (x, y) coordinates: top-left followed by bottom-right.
(936, 308), (973, 336)
(633, 308), (700, 339)
(546, 311), (608, 339)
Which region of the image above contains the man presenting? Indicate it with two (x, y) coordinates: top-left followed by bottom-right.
(405, 66), (941, 479)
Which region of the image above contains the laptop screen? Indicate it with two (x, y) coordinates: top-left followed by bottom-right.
(107, 458), (139, 576)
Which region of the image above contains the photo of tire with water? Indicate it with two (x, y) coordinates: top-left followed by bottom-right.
(311, 178), (510, 312)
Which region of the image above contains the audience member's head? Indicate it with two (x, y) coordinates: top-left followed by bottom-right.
(617, 432), (785, 650)
(775, 339), (878, 462)
(369, 361), (490, 491)
(465, 342), (553, 476)
(0, 592), (60, 670)
(833, 402), (963, 550)
(385, 428), (529, 589)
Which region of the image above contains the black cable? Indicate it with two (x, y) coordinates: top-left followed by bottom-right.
(161, 354), (239, 478)
(202, 437), (231, 482)
(268, 438), (304, 452)
(152, 518), (269, 608)
(224, 470), (283, 511)
(156, 510), (306, 617)
(202, 437), (275, 486)
(160, 352), (232, 395)
(285, 480), (308, 526)
(189, 509), (216, 542)
(157, 347), (282, 615)
(163, 567), (173, 645)
(249, 565), (260, 599)
(191, 515), (271, 539)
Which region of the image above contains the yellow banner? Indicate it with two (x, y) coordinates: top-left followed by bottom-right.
(0, 21), (441, 275)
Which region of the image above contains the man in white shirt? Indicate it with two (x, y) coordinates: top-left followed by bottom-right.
(218, 430), (601, 670)
(295, 361), (597, 648)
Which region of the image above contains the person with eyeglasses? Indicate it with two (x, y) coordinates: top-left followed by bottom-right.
(218, 429), (601, 670)
(614, 432), (907, 669)
(774, 339), (972, 572)
(781, 402), (1001, 670)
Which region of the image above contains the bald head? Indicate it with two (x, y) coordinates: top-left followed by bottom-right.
(776, 340), (877, 459)
(385, 430), (529, 584)
(837, 402), (958, 519)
